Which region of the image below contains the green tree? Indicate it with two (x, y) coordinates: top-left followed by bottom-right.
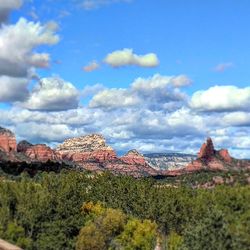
(114, 218), (157, 250)
(76, 203), (126, 250)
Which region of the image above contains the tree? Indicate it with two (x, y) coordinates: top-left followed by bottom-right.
(114, 218), (157, 250)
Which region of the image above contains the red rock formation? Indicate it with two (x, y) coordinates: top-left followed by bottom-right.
(17, 140), (33, 153)
(174, 138), (248, 175)
(218, 149), (232, 163)
(56, 135), (158, 177)
(1, 127), (249, 178)
(120, 150), (147, 165)
(0, 127), (17, 153)
(60, 150), (117, 163)
(24, 144), (61, 162)
(198, 137), (215, 160)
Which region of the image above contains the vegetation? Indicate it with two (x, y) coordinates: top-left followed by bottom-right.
(0, 169), (249, 249)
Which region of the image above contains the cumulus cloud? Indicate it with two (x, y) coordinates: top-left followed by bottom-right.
(104, 48), (159, 68)
(214, 62), (234, 72)
(190, 85), (250, 112)
(89, 74), (187, 110)
(131, 74), (173, 92)
(83, 61), (100, 72)
(89, 88), (140, 109)
(81, 0), (132, 10)
(16, 122), (81, 143)
(0, 0), (22, 23)
(21, 77), (80, 111)
(222, 112), (250, 127)
(0, 76), (29, 102)
(0, 18), (59, 77)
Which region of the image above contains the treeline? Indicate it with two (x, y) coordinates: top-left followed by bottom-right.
(0, 170), (249, 249)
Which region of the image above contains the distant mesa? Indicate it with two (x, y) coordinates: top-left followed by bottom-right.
(0, 126), (249, 177)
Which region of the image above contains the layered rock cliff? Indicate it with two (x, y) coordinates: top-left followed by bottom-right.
(56, 134), (117, 163)
(56, 135), (157, 177)
(0, 127), (17, 153)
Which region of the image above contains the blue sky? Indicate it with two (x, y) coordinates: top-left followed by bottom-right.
(12, 0), (250, 91)
(1, 0), (250, 158)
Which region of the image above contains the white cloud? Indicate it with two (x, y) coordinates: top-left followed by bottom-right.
(104, 48), (159, 68)
(190, 85), (250, 112)
(83, 61), (100, 72)
(81, 0), (132, 10)
(131, 74), (172, 92)
(21, 77), (80, 111)
(89, 74), (187, 110)
(0, 0), (22, 23)
(214, 62), (233, 72)
(170, 75), (192, 87)
(0, 76), (29, 102)
(16, 122), (81, 143)
(222, 112), (250, 126)
(0, 18), (59, 77)
(89, 88), (140, 109)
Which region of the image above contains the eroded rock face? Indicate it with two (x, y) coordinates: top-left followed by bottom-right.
(56, 135), (157, 177)
(198, 137), (215, 160)
(218, 149), (232, 163)
(57, 134), (117, 163)
(17, 140), (33, 153)
(121, 150), (147, 165)
(57, 134), (114, 153)
(62, 150), (117, 163)
(179, 138), (244, 174)
(0, 127), (17, 153)
(25, 144), (61, 162)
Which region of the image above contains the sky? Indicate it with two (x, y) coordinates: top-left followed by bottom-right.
(0, 0), (250, 158)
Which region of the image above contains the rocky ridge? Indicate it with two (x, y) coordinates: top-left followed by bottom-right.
(56, 136), (157, 177)
(0, 126), (249, 177)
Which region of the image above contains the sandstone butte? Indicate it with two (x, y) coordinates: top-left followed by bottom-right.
(56, 134), (158, 177)
(0, 126), (249, 177)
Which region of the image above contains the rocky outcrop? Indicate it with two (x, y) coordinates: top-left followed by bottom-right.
(218, 149), (232, 163)
(24, 144), (61, 162)
(57, 134), (114, 153)
(17, 140), (33, 153)
(198, 137), (215, 160)
(17, 140), (61, 163)
(121, 150), (147, 165)
(159, 138), (250, 176)
(56, 134), (117, 163)
(56, 135), (157, 177)
(0, 127), (17, 153)
(180, 138), (249, 174)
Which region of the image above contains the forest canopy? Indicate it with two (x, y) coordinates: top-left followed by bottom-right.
(0, 170), (249, 249)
